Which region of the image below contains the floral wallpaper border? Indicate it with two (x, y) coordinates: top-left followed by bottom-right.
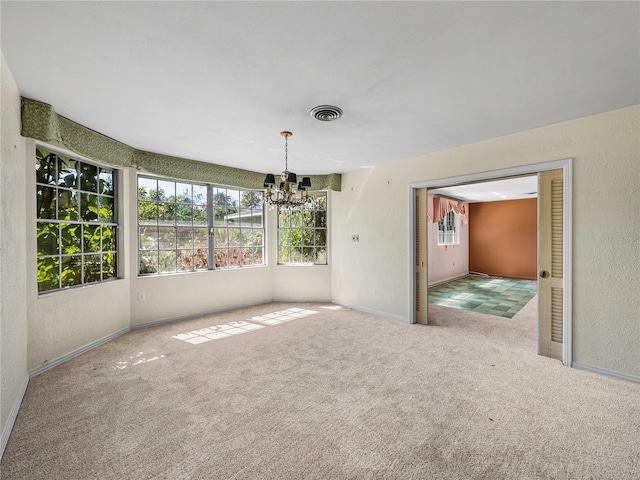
(21, 98), (342, 191)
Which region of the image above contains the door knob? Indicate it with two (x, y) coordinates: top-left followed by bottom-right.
(539, 270), (550, 278)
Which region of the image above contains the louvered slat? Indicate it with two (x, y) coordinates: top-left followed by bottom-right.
(551, 287), (563, 343)
(551, 179), (563, 278)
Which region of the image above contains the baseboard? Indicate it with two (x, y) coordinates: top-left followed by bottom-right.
(29, 326), (131, 378)
(333, 302), (409, 323)
(572, 362), (640, 384)
(130, 300), (269, 331)
(271, 298), (332, 304)
(1, 373), (29, 460)
(428, 274), (469, 287)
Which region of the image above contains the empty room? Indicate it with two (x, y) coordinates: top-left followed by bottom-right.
(1, 2), (639, 479)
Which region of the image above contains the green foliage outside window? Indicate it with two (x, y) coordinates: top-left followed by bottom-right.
(278, 192), (327, 264)
(138, 177), (264, 275)
(36, 148), (117, 293)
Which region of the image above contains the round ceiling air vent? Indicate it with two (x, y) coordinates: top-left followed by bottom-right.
(310, 105), (343, 122)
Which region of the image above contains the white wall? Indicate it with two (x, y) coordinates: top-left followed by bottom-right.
(0, 55), (28, 449)
(332, 106), (640, 378)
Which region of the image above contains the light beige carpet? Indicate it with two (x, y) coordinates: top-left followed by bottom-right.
(2, 301), (638, 479)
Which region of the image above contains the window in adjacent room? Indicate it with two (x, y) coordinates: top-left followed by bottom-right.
(277, 192), (327, 265)
(437, 211), (460, 246)
(138, 176), (264, 275)
(36, 148), (118, 293)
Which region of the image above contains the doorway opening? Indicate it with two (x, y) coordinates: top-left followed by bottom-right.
(410, 159), (573, 366)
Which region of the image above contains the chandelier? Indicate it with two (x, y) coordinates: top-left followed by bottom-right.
(263, 131), (311, 208)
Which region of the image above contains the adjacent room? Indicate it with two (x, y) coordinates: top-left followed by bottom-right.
(1, 2), (638, 479)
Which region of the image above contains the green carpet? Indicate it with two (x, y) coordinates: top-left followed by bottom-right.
(428, 275), (538, 318)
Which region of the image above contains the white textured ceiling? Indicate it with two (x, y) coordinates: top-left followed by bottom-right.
(429, 176), (538, 203)
(1, 2), (639, 175)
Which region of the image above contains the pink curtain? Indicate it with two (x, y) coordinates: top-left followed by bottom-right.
(429, 196), (469, 225)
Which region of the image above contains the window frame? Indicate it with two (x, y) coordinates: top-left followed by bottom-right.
(437, 210), (460, 246)
(35, 146), (119, 294)
(137, 175), (265, 276)
(277, 191), (328, 266)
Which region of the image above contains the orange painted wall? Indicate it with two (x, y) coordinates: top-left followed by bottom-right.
(468, 198), (537, 280)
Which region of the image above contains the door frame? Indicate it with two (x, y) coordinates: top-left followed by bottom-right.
(409, 158), (573, 366)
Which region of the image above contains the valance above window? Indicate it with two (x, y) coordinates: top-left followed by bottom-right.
(427, 195), (469, 225)
(20, 98), (342, 192)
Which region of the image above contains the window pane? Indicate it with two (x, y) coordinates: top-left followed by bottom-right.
(316, 248), (327, 264)
(253, 230), (263, 247)
(138, 177), (157, 201)
(315, 211), (327, 228)
(228, 228), (241, 248)
(140, 226), (158, 250)
(278, 246), (290, 264)
(253, 247), (263, 265)
(241, 228), (252, 246)
(302, 230), (314, 247)
(102, 226), (116, 252)
(242, 248), (253, 266)
(302, 247), (314, 263)
(214, 228), (228, 248)
(140, 252), (158, 274)
(37, 223), (59, 256)
(36, 186), (57, 219)
(229, 246), (241, 267)
(139, 201), (158, 224)
(37, 256), (59, 292)
(58, 189), (78, 221)
(83, 224), (101, 253)
(213, 188), (229, 207)
(158, 227), (176, 249)
(84, 254), (102, 283)
(177, 250), (194, 272)
(61, 255), (82, 287)
(214, 207), (227, 226)
(159, 250), (177, 273)
(36, 150), (57, 185)
(290, 247), (303, 263)
(278, 211), (290, 228)
(176, 204), (193, 225)
(177, 228), (193, 249)
(194, 228), (208, 248)
(80, 193), (99, 221)
(194, 249), (208, 270)
(175, 183), (191, 203)
(193, 205), (207, 225)
(214, 248), (229, 268)
(98, 196), (114, 222)
(58, 156), (77, 188)
(79, 163), (98, 192)
(158, 180), (175, 202)
(157, 202), (176, 224)
(192, 184), (207, 204)
(99, 168), (113, 195)
(103, 253), (117, 280)
(60, 223), (82, 255)
(278, 229), (290, 247)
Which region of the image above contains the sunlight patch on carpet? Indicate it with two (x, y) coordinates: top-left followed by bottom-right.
(172, 308), (318, 345)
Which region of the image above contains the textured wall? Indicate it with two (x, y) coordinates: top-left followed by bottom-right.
(24, 140), (132, 370)
(0, 55), (28, 442)
(332, 106), (640, 378)
(469, 198), (537, 280)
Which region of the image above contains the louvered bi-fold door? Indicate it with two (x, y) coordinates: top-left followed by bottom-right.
(415, 189), (427, 324)
(538, 169), (563, 360)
